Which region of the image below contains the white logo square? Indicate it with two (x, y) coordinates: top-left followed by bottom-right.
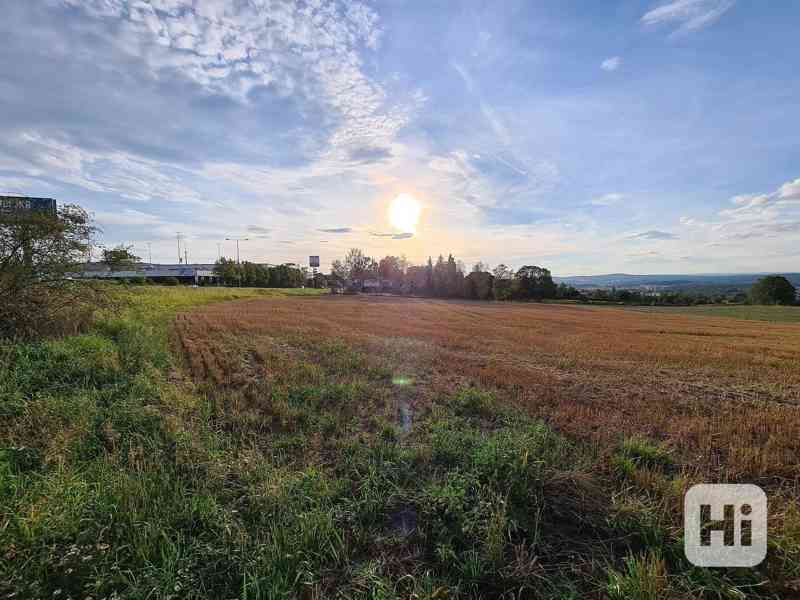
(684, 484), (767, 567)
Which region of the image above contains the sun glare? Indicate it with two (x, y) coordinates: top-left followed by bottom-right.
(389, 193), (421, 233)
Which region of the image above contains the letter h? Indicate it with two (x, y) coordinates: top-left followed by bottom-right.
(700, 504), (735, 547)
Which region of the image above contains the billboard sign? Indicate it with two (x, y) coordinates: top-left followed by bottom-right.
(0, 196), (57, 220)
(309, 255), (320, 268)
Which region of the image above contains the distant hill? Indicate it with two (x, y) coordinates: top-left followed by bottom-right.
(553, 273), (800, 291)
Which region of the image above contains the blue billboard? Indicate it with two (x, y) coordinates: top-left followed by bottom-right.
(0, 196), (57, 218)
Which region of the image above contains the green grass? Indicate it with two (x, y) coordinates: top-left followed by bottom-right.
(631, 304), (800, 323)
(0, 286), (326, 598)
(0, 285), (791, 598)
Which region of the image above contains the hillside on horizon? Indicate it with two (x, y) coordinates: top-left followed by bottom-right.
(553, 272), (800, 290)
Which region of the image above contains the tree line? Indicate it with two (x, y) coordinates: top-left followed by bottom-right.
(213, 258), (307, 288)
(329, 248), (575, 301)
(328, 248), (798, 306)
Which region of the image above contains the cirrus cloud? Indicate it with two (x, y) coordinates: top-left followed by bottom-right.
(627, 230), (679, 240)
(642, 0), (735, 35)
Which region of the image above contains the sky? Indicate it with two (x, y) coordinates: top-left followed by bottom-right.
(1, 0), (798, 275)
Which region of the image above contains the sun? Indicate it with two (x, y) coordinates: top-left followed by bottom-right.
(389, 193), (421, 233)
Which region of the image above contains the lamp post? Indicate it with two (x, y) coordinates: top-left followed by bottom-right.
(225, 237), (249, 287)
(225, 237), (249, 264)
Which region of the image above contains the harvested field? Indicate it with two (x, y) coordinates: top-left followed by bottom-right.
(176, 295), (800, 482)
(166, 293), (800, 597)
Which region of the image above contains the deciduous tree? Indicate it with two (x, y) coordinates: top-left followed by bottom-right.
(102, 244), (140, 270)
(749, 275), (796, 305)
(0, 204), (104, 338)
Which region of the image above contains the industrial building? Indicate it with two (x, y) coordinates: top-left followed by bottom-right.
(73, 263), (219, 285)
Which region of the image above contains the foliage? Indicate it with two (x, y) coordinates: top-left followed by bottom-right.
(0, 204), (111, 339)
(514, 265), (557, 300)
(749, 275), (797, 306)
(101, 244), (140, 270)
(586, 287), (750, 306)
(341, 247), (377, 281)
(325, 249), (795, 307)
(329, 248), (567, 301)
(491, 264), (514, 300)
(378, 254), (405, 281)
(213, 257), (307, 288)
(464, 270), (494, 300)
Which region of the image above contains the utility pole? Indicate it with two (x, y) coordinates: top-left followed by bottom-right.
(184, 247), (189, 265)
(147, 242), (152, 265)
(217, 242), (222, 261)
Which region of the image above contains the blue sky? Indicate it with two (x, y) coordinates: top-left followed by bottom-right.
(1, 0), (798, 274)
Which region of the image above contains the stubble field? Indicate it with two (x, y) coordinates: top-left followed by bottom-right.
(172, 294), (800, 598)
(176, 295), (800, 481)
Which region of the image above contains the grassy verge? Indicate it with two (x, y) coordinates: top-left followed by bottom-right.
(0, 286), (322, 598)
(1, 287), (795, 598)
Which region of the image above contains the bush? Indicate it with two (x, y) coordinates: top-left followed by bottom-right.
(0, 205), (114, 339)
(160, 277), (180, 286)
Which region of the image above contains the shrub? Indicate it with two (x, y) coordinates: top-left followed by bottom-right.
(0, 204), (110, 340)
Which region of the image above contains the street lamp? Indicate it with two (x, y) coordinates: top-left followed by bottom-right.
(225, 237), (249, 264)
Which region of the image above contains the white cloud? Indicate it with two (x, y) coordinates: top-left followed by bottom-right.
(93, 209), (164, 227)
(600, 57), (621, 71)
(679, 216), (701, 226)
(641, 0), (735, 34)
(778, 178), (800, 201)
(591, 192), (625, 206)
(682, 177), (800, 246)
(52, 0), (420, 158)
(0, 176), (54, 195)
(2, 132), (203, 204)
